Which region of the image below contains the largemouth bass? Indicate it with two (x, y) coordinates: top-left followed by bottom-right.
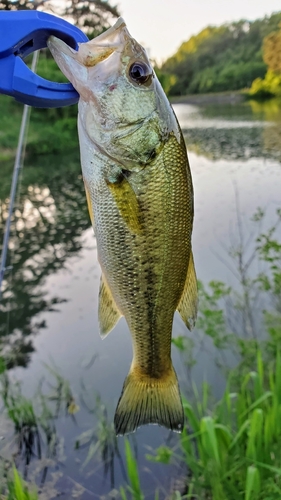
(48, 18), (198, 435)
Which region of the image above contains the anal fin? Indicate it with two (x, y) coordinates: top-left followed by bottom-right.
(177, 250), (198, 330)
(99, 274), (122, 338)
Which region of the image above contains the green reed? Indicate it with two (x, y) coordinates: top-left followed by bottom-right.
(1, 467), (38, 500)
(179, 349), (281, 499)
(119, 439), (144, 500)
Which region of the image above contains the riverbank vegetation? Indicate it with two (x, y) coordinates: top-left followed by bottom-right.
(158, 12), (281, 98)
(249, 22), (281, 99)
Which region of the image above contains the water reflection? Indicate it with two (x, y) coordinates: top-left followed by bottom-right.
(183, 127), (266, 161)
(173, 99), (281, 163)
(0, 153), (90, 369)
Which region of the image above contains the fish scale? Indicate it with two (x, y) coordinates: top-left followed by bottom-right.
(48, 16), (198, 435)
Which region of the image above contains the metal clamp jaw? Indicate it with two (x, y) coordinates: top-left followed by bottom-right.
(0, 11), (88, 107)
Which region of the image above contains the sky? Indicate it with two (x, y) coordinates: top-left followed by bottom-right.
(115, 0), (281, 63)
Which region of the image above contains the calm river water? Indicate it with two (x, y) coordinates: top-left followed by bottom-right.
(0, 98), (281, 498)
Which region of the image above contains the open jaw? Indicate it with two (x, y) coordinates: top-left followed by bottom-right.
(47, 17), (131, 95)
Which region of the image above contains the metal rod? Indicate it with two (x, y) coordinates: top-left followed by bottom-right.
(0, 50), (40, 300)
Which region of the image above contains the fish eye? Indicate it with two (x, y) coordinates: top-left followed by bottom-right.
(129, 61), (153, 85)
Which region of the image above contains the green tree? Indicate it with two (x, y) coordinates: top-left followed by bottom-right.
(52, 0), (120, 37)
(0, 0), (120, 37)
(263, 23), (281, 74)
(161, 12), (281, 96)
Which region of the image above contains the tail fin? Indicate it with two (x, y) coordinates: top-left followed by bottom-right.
(114, 365), (184, 435)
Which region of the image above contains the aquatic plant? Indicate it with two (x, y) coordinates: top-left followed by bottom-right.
(119, 439), (144, 500)
(0, 359), (80, 484)
(119, 439), (183, 500)
(76, 390), (126, 488)
(0, 370), (42, 471)
(0, 466), (38, 500)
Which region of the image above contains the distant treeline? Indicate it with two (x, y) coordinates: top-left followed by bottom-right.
(158, 12), (281, 97)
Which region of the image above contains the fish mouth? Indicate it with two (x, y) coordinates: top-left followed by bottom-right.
(48, 17), (129, 69)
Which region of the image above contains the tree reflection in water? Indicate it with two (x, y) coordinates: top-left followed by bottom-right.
(181, 99), (281, 162)
(0, 149), (90, 369)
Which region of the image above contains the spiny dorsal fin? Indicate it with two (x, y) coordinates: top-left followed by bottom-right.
(107, 176), (142, 234)
(177, 250), (198, 330)
(99, 274), (122, 339)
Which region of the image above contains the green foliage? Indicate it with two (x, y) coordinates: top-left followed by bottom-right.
(168, 206), (281, 498)
(161, 12), (281, 96)
(196, 280), (231, 350)
(245, 20), (281, 98)
(121, 439), (144, 500)
(120, 441), (177, 500)
(36, 52), (69, 84)
(179, 350), (281, 499)
(146, 446), (173, 464)
(263, 23), (281, 74)
(27, 115), (78, 156)
(183, 208), (281, 376)
(0, 0), (120, 38)
(55, 0), (120, 36)
(0, 93), (90, 367)
(153, 67), (177, 95)
(249, 70), (281, 98)
(6, 467), (38, 500)
(189, 62), (266, 94)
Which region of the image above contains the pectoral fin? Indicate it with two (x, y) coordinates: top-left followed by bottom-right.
(177, 251), (198, 330)
(99, 274), (122, 338)
(107, 176), (142, 234)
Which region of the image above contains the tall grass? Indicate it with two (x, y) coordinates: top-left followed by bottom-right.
(1, 467), (38, 500)
(119, 439), (144, 500)
(180, 349), (281, 499)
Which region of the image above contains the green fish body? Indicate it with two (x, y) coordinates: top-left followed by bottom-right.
(48, 18), (198, 435)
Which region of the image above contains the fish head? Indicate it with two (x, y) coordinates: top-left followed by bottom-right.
(48, 18), (179, 167)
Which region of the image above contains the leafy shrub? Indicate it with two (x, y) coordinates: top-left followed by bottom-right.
(249, 70), (281, 98)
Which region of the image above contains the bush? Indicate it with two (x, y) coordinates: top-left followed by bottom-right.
(249, 70), (281, 98)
